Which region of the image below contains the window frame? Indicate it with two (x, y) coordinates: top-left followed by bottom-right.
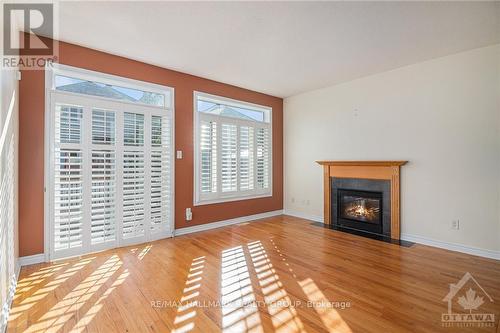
(49, 63), (172, 109)
(193, 91), (273, 206)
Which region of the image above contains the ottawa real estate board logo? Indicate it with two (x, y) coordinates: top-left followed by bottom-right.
(442, 272), (495, 328)
(2, 2), (58, 69)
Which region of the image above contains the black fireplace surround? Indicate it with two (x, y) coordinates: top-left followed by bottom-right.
(332, 178), (391, 237)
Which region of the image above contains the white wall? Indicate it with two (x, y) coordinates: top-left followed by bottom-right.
(0, 43), (20, 333)
(284, 45), (500, 255)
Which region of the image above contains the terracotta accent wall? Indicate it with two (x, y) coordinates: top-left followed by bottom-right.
(19, 38), (283, 257)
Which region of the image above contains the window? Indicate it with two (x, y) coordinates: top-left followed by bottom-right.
(55, 75), (166, 107)
(194, 92), (272, 205)
(47, 64), (174, 260)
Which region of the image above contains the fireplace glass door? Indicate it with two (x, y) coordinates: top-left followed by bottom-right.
(337, 189), (383, 233)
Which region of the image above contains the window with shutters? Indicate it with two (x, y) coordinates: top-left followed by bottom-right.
(194, 92), (272, 205)
(47, 64), (174, 260)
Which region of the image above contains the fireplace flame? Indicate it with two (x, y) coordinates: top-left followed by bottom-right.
(344, 199), (379, 221)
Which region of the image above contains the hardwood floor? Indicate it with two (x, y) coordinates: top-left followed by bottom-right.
(7, 215), (500, 333)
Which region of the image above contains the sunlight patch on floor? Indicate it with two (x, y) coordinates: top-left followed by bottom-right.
(221, 246), (263, 333)
(171, 256), (205, 333)
(269, 238), (352, 333)
(8, 258), (95, 322)
(247, 241), (305, 333)
(71, 268), (130, 333)
(137, 245), (152, 260)
(298, 278), (352, 333)
(19, 255), (123, 333)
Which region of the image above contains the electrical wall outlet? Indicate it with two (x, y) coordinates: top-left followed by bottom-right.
(186, 208), (192, 221)
(451, 219), (460, 230)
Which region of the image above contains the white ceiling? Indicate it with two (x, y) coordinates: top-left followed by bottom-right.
(53, 1), (500, 98)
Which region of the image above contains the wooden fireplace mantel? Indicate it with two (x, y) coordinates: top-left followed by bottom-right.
(317, 161), (408, 167)
(317, 160), (408, 240)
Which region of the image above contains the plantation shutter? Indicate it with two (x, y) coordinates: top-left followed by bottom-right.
(53, 105), (84, 251)
(91, 150), (116, 245)
(200, 120), (217, 194)
(221, 123), (238, 193)
(239, 126), (254, 191)
(122, 151), (145, 239)
(256, 127), (270, 189)
(150, 115), (171, 236)
(91, 109), (116, 246)
(92, 109), (115, 144)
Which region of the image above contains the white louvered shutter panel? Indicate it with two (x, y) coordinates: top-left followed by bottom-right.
(150, 115), (171, 234)
(221, 123), (237, 192)
(91, 109), (116, 245)
(91, 151), (116, 244)
(123, 112), (145, 239)
(56, 104), (83, 144)
(92, 109), (115, 144)
(239, 126), (254, 191)
(122, 152), (145, 239)
(0, 132), (16, 322)
(124, 112), (145, 146)
(256, 127), (270, 189)
(200, 120), (217, 193)
(54, 105), (84, 251)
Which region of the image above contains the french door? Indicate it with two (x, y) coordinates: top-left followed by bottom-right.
(47, 91), (173, 260)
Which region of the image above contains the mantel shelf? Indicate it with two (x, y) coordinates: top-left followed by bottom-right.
(316, 161), (408, 167)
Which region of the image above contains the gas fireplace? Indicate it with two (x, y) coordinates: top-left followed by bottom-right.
(338, 189), (383, 234)
(331, 177), (392, 238)
(317, 161), (407, 240)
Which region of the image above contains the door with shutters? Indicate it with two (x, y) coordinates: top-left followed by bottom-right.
(46, 65), (173, 260)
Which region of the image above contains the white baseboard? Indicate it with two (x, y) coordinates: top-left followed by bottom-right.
(400, 233), (500, 261)
(283, 210), (500, 261)
(18, 253), (46, 266)
(174, 210), (283, 236)
(283, 209), (324, 223)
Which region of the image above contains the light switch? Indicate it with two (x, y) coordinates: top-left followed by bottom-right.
(176, 150), (183, 159)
